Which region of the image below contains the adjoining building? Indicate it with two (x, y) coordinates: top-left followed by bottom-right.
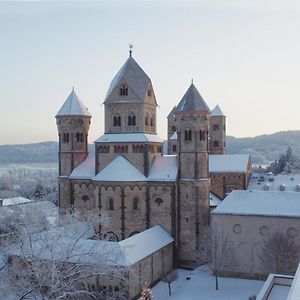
(212, 190), (300, 279)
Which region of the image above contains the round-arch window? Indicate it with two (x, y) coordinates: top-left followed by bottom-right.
(155, 198), (163, 206)
(82, 195), (89, 202)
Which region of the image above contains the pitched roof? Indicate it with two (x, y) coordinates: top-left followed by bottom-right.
(56, 88), (91, 117)
(93, 156), (147, 182)
(70, 148), (95, 180)
(148, 155), (178, 181)
(209, 154), (250, 173)
(211, 104), (225, 116)
(167, 105), (177, 118)
(176, 83), (211, 114)
(104, 56), (155, 104)
(212, 190), (300, 218)
(95, 133), (163, 143)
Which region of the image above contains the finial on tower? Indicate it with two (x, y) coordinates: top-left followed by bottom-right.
(72, 86), (75, 92)
(129, 43), (133, 57)
(191, 78), (194, 84)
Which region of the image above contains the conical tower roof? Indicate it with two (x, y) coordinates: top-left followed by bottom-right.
(176, 83), (211, 114)
(211, 104), (225, 116)
(104, 56), (156, 104)
(56, 88), (91, 117)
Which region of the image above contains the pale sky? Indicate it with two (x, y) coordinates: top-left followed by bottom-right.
(1, 0), (300, 144)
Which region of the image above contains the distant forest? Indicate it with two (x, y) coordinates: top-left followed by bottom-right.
(1, 131), (300, 165)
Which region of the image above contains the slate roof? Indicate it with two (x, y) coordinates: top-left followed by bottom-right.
(176, 83), (211, 114)
(104, 56), (155, 104)
(212, 190), (300, 218)
(209, 154), (250, 173)
(167, 106), (177, 118)
(211, 104), (225, 116)
(93, 156), (147, 182)
(56, 88), (91, 117)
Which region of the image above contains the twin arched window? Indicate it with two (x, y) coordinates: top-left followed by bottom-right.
(119, 84), (128, 96)
(128, 115), (136, 126)
(199, 130), (206, 141)
(184, 130), (192, 141)
(76, 132), (84, 143)
(113, 116), (121, 127)
(63, 133), (69, 143)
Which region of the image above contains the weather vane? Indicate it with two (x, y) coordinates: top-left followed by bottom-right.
(129, 43), (133, 57)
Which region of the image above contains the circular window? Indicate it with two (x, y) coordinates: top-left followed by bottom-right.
(287, 227), (297, 238)
(233, 224), (242, 234)
(259, 226), (269, 237)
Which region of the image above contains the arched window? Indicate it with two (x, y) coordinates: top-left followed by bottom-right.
(132, 115), (136, 126)
(184, 130), (192, 141)
(188, 130), (192, 141)
(63, 133), (69, 143)
(155, 198), (163, 206)
(113, 116), (117, 127)
(108, 198), (114, 211)
(150, 118), (153, 127)
(119, 84), (128, 96)
(147, 89), (152, 97)
(128, 116), (132, 126)
(213, 140), (219, 147)
(117, 116), (121, 127)
(82, 195), (89, 202)
(199, 130), (205, 141)
(133, 197), (139, 211)
(145, 116), (148, 126)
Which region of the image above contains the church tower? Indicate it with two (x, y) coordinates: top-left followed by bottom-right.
(175, 83), (210, 268)
(56, 88), (91, 208)
(95, 50), (163, 176)
(209, 104), (226, 154)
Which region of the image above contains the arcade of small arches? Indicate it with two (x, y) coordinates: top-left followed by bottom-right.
(97, 143), (161, 155)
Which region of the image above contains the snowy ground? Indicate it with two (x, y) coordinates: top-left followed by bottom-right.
(152, 265), (264, 300)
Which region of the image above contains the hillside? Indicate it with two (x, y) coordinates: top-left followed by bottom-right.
(0, 131), (300, 165)
(226, 131), (300, 164)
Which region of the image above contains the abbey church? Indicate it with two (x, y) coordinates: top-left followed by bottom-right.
(56, 51), (252, 268)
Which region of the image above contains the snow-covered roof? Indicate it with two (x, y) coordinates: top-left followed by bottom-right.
(209, 154), (250, 173)
(170, 132), (177, 140)
(120, 225), (174, 265)
(6, 225), (173, 267)
(95, 133), (163, 143)
(212, 190), (300, 218)
(93, 156), (147, 182)
(210, 193), (221, 207)
(248, 173), (300, 192)
(56, 88), (91, 117)
(148, 156), (178, 181)
(176, 83), (211, 114)
(211, 104), (225, 116)
(70, 149), (95, 180)
(104, 56), (156, 104)
(2, 197), (31, 206)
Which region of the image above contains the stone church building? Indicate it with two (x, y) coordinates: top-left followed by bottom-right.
(56, 51), (252, 269)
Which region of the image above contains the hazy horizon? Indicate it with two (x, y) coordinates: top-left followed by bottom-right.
(1, 1), (300, 144)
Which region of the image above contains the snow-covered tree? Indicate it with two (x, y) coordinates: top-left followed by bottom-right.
(258, 231), (300, 275)
(162, 270), (178, 295)
(0, 208), (128, 299)
(200, 224), (237, 290)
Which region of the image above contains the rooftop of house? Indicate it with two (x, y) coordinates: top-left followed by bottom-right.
(248, 173), (300, 192)
(212, 190), (300, 218)
(6, 225), (174, 267)
(209, 154), (250, 173)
